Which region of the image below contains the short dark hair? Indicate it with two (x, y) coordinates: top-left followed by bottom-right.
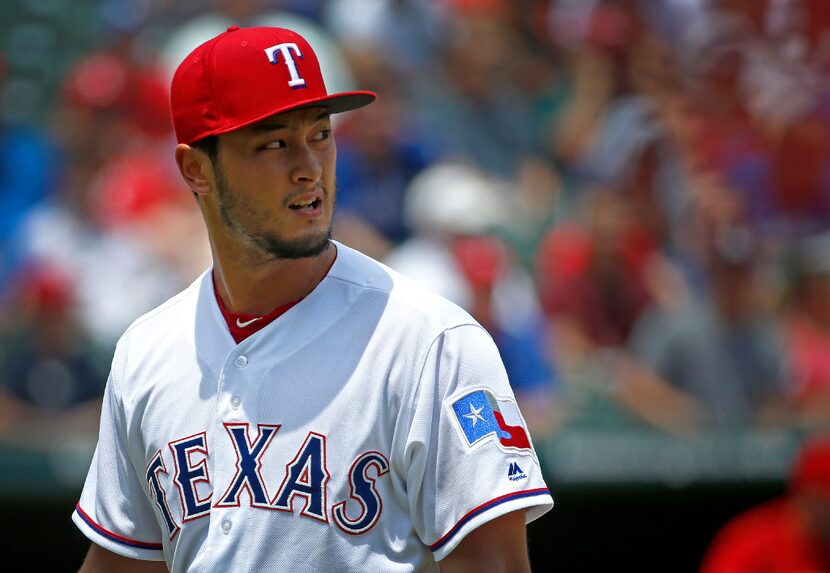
(190, 135), (220, 165)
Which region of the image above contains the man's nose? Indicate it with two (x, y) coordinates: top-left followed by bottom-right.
(289, 144), (322, 185)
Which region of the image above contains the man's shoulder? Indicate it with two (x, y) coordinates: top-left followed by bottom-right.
(118, 269), (209, 347)
(105, 270), (211, 402)
(331, 242), (477, 330)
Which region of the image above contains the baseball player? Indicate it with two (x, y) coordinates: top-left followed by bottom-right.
(73, 26), (553, 572)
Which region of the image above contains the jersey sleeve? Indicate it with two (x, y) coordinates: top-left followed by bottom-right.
(400, 323), (554, 561)
(72, 356), (166, 561)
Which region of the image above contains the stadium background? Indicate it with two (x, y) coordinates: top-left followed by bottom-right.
(1, 0), (828, 570)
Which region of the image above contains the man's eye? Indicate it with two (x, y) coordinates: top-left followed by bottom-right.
(263, 140), (286, 149)
(312, 129), (331, 142)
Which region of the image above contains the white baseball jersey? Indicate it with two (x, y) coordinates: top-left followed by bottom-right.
(73, 242), (553, 572)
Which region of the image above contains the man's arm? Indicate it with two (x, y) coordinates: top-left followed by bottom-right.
(78, 544), (168, 573)
(440, 510), (531, 573)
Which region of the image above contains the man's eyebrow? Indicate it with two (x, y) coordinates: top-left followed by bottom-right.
(248, 120), (287, 132)
(248, 111), (332, 133)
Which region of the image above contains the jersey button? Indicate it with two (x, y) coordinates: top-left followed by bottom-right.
(234, 355), (248, 368)
(221, 519), (232, 534)
(231, 396), (241, 409)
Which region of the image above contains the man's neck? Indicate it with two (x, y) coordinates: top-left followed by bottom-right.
(211, 241), (336, 316)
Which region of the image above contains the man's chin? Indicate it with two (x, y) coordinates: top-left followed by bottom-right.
(258, 230), (332, 260)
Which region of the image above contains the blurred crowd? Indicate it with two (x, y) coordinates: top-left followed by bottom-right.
(2, 0), (830, 460)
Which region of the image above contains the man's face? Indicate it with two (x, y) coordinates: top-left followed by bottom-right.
(208, 106), (336, 260)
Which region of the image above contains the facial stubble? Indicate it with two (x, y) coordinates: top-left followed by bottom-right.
(212, 159), (333, 261)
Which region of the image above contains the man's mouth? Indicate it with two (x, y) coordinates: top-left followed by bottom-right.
(289, 197), (322, 211)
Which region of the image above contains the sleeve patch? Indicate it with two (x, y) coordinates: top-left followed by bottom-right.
(450, 389), (531, 450)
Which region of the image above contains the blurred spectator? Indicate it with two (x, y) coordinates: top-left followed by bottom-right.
(0, 56), (56, 289)
(547, 0), (657, 188)
(536, 190), (656, 354)
(767, 114), (830, 237)
(701, 432), (830, 572)
(675, 2), (830, 239)
(533, 188), (664, 431)
(323, 0), (447, 76)
(332, 50), (436, 259)
(681, 19), (772, 217)
(55, 48), (171, 160)
(714, 0), (819, 131)
(497, 158), (570, 271)
(624, 227), (791, 433)
(11, 48), (188, 346)
(92, 147), (212, 284)
(782, 234), (830, 430)
(385, 162), (562, 436)
(801, 0), (830, 62)
(638, 0), (710, 47)
(409, 1), (553, 176)
(0, 264), (108, 448)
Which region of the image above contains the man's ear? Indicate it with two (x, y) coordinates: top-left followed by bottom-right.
(175, 144), (214, 197)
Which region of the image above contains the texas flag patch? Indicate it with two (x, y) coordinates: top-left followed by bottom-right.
(451, 389), (531, 450)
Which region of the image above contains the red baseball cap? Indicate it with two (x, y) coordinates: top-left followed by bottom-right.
(171, 26), (376, 144)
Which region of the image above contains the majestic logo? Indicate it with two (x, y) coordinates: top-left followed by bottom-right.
(507, 462), (527, 482)
(264, 43), (307, 88)
(451, 389), (531, 450)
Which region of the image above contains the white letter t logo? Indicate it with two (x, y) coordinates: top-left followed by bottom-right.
(264, 43), (306, 88)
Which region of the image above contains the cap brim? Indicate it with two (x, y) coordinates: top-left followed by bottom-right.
(200, 91), (376, 142)
(311, 91), (376, 114)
